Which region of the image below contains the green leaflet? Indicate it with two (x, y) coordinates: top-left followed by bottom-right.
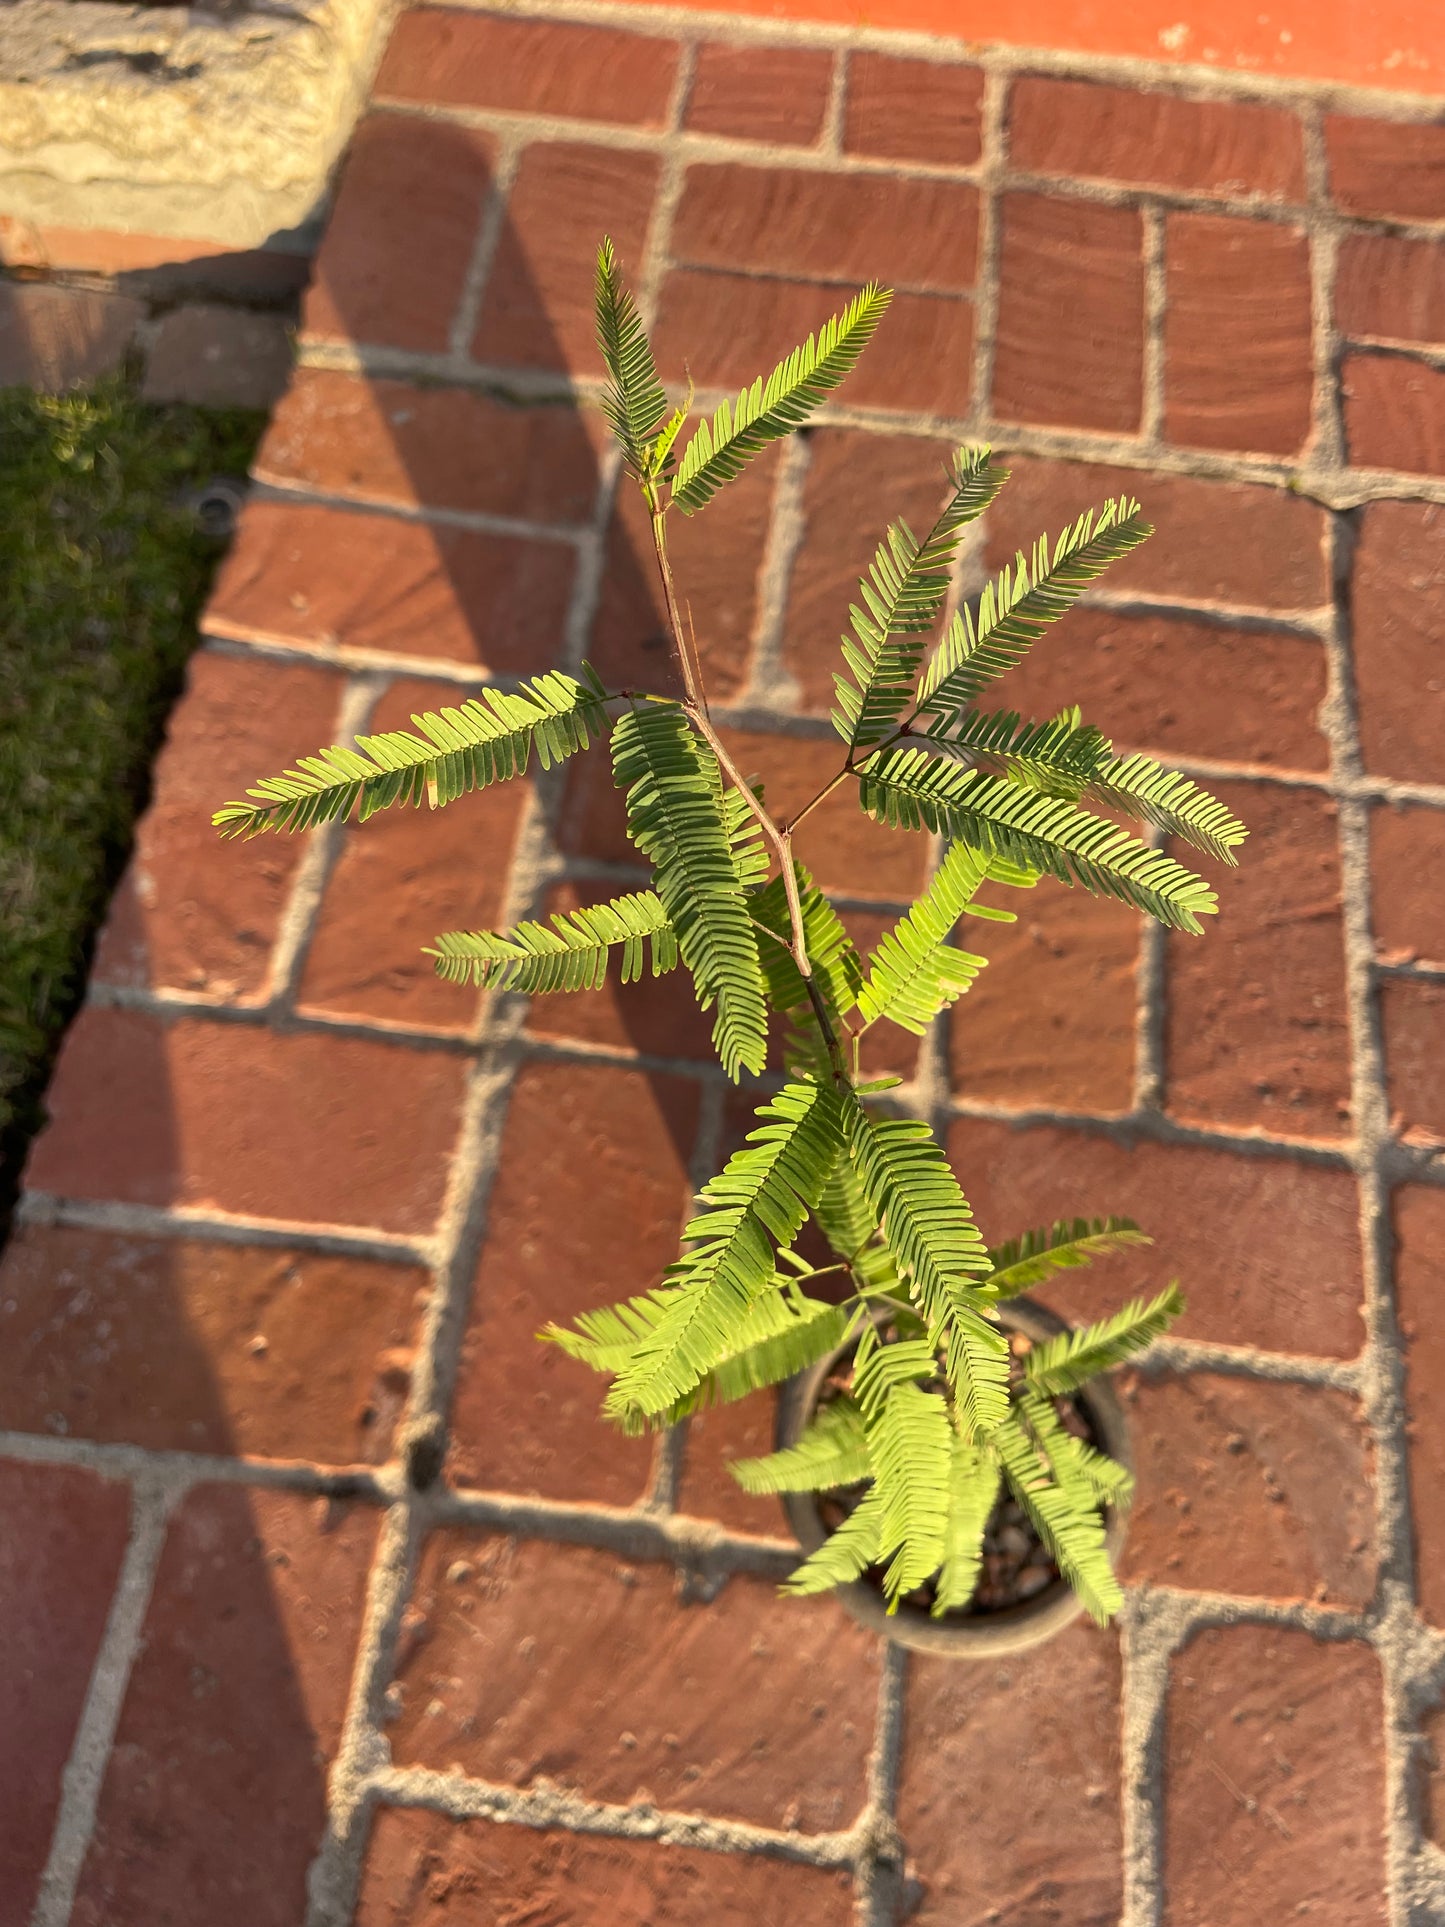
(1023, 1284), (1184, 1396)
(605, 1078), (846, 1422)
(831, 447), (1008, 751)
(427, 889), (677, 991)
(856, 841), (1000, 1036)
(932, 1438), (1003, 1616)
(731, 1395), (871, 1495)
(671, 284), (891, 514)
(214, 667), (609, 839)
(843, 1103), (1007, 1437)
(611, 703), (768, 1080)
(857, 748), (1220, 934)
(917, 498), (1152, 711)
(749, 866), (864, 1023)
(983, 1217), (1150, 1300)
(594, 237), (668, 479)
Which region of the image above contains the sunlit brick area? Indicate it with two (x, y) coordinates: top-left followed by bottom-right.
(4, 7), (1444, 1921)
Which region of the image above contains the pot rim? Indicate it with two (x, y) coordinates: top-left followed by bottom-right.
(773, 1295), (1131, 1659)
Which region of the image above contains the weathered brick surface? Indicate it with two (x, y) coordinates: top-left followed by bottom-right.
(1163, 1626), (1386, 1923)
(0, 1225), (424, 1463)
(473, 144), (660, 376)
(27, 1008), (465, 1235)
(302, 115), (495, 353)
(1336, 232), (1445, 346)
(1351, 500), (1445, 785)
(844, 54), (984, 166)
(0, 1461), (130, 1927)
(0, 283), (143, 392)
(686, 43), (833, 145)
(1163, 213), (1314, 455)
(255, 370), (603, 525)
(1342, 351), (1445, 476)
(141, 304), (294, 411)
(1395, 1187), (1445, 1628)
(1009, 76), (1305, 198)
(356, 1807), (854, 1923)
(993, 194), (1144, 431)
(447, 1060), (695, 1503)
(1381, 980), (1445, 1144)
(948, 1115), (1366, 1358)
(898, 1625), (1122, 1924)
(1372, 804), (1445, 968)
(376, 10), (679, 125)
(207, 500), (576, 671)
(92, 650), (344, 1002)
(1324, 114), (1445, 221)
(387, 1532), (879, 1831)
(71, 1486), (378, 1927)
(1120, 1373), (1377, 1605)
(1163, 783), (1352, 1139)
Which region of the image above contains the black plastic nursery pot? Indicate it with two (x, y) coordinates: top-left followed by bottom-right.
(773, 1297), (1131, 1658)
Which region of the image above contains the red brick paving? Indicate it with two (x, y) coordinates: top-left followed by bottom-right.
(6, 9), (1445, 1923)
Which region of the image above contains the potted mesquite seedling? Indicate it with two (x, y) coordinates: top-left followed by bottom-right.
(215, 239), (1247, 1651)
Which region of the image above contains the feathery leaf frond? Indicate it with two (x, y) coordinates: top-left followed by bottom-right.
(983, 1217), (1150, 1300)
(594, 237), (668, 479)
(427, 890), (676, 991)
(933, 1439), (1003, 1615)
(1079, 750), (1248, 864)
(214, 668), (609, 839)
(732, 1396), (871, 1495)
(1023, 1284), (1184, 1396)
(831, 447), (1008, 750)
(782, 1488), (886, 1596)
(994, 1409), (1121, 1624)
(671, 284), (892, 514)
(856, 1358), (954, 1604)
(923, 705), (1111, 799)
(917, 498), (1152, 710)
(605, 1079), (846, 1422)
(857, 748), (1220, 933)
(611, 703), (768, 1079)
(856, 841), (997, 1035)
(749, 866), (864, 1023)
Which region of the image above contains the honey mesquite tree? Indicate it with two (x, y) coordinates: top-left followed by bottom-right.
(215, 241), (1248, 1623)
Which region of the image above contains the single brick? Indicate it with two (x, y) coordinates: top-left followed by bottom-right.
(0, 1224), (425, 1463)
(950, 883), (1138, 1113)
(686, 43), (833, 146)
(948, 1114), (1366, 1358)
(1010, 76), (1305, 199)
(985, 454), (1328, 610)
(1120, 1373), (1376, 1605)
(678, 1384), (787, 1535)
(71, 1486), (378, 1927)
(387, 1532), (879, 1832)
(675, 163), (979, 290)
(993, 605), (1330, 773)
(1336, 231), (1445, 345)
(1164, 212), (1314, 456)
(0, 221), (306, 292)
(589, 442), (777, 702)
(1342, 351), (1445, 475)
(142, 304), (294, 410)
(26, 1008), (465, 1236)
(91, 650), (344, 1002)
(993, 194), (1145, 433)
(0, 1461), (130, 1925)
(1163, 1625), (1385, 1923)
(1165, 781), (1351, 1140)
(844, 53), (984, 167)
(302, 115), (495, 354)
(898, 1624), (1122, 1925)
(656, 269), (972, 416)
(447, 1060), (696, 1503)
(356, 1806), (853, 1925)
(254, 370), (604, 526)
(0, 283), (143, 392)
(1325, 113), (1445, 221)
(1396, 1187), (1445, 1627)
(472, 143), (660, 376)
(1351, 500), (1445, 785)
(1371, 804), (1445, 967)
(780, 427), (963, 714)
(206, 500), (576, 672)
(523, 879), (715, 1063)
(1382, 980), (1445, 1144)
(376, 11), (679, 126)
(296, 677), (528, 1031)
